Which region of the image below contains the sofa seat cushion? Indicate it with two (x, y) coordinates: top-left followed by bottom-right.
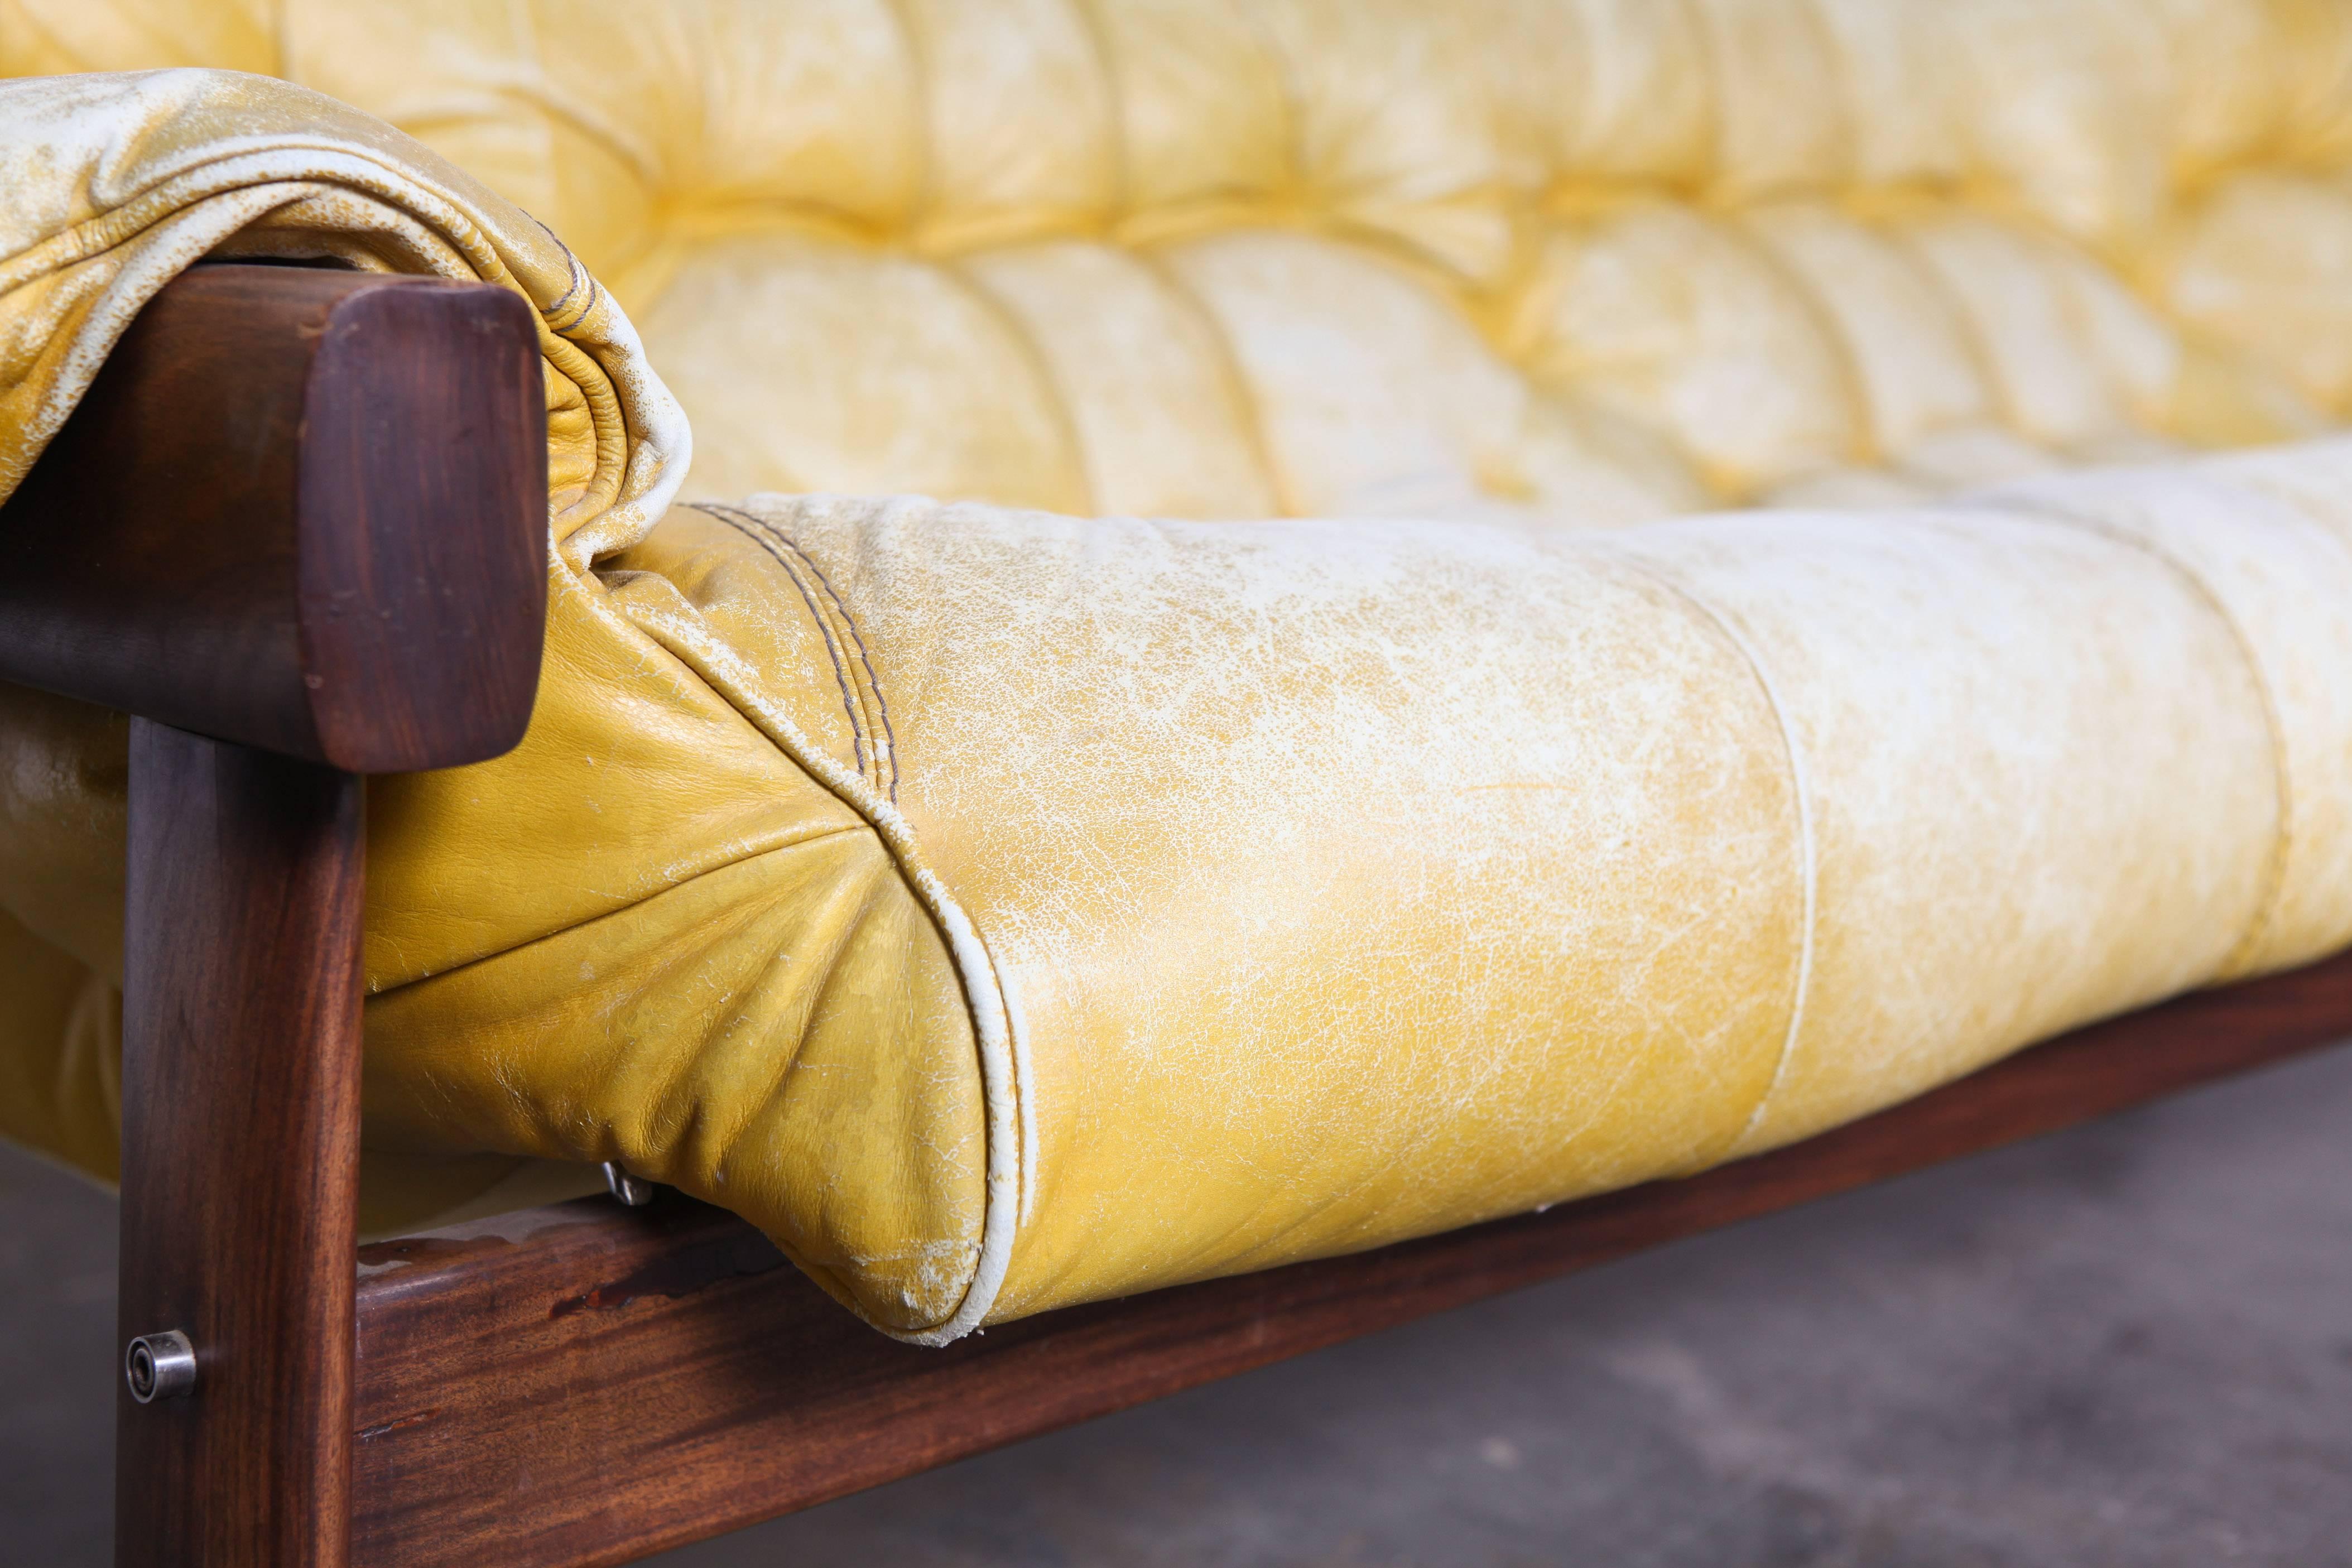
(350, 444), (2352, 1339)
(12, 434), (2351, 1335)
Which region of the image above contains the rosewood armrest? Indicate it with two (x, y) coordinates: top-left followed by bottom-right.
(0, 263), (546, 767)
(0, 263), (549, 1568)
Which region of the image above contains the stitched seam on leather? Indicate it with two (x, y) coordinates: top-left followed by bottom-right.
(1964, 496), (2295, 979)
(543, 247), (600, 335)
(619, 507), (1020, 1345)
(1609, 552), (1819, 1155)
(609, 548), (1011, 1262)
(689, 503), (869, 778)
(687, 502), (891, 796)
(750, 514), (902, 801)
(0, 141), (642, 535)
(691, 638), (1020, 1346)
(713, 503), (904, 802)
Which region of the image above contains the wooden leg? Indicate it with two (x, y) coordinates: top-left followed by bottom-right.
(116, 722), (364, 1568)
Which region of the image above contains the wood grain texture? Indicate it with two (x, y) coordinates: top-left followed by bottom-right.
(117, 722), (366, 1568)
(0, 263), (546, 771)
(350, 949), (2352, 1568)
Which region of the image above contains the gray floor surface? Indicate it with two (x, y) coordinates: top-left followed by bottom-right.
(5, 1041), (2349, 1567)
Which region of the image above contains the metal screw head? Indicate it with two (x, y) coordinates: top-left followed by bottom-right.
(602, 1161), (655, 1208)
(126, 1330), (197, 1404)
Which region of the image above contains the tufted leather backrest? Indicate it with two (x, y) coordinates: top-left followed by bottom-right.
(9, 0), (2352, 522)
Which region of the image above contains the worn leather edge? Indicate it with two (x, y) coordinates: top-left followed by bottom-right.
(598, 561), (1023, 1345)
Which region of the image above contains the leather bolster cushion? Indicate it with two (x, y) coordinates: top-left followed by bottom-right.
(11, 451), (2350, 1342)
(5, 70), (2352, 1345)
(362, 442), (2350, 1343)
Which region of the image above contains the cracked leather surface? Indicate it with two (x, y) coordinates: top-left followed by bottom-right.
(3, 5), (2351, 1338)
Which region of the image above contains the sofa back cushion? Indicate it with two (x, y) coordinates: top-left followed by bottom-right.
(11, 0), (2352, 521)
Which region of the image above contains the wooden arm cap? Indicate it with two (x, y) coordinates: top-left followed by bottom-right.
(0, 264), (549, 772)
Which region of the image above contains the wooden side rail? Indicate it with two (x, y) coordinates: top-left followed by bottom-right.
(0, 264), (548, 1568)
(347, 950), (2352, 1568)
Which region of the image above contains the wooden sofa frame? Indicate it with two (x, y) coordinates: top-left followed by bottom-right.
(1, 265), (2346, 1568)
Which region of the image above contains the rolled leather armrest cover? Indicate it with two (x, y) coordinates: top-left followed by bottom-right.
(0, 65), (691, 1229)
(353, 441), (2352, 1341)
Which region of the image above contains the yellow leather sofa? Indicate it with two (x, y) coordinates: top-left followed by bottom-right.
(3, 0), (2350, 1344)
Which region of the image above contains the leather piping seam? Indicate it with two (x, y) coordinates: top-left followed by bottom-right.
(601, 516), (1021, 1345)
(1605, 549), (1819, 1156)
(1962, 493), (2295, 980)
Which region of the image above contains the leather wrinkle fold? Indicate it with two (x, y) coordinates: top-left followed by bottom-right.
(594, 512), (1026, 1341)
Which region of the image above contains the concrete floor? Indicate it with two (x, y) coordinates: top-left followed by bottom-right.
(6, 1042), (2350, 1567)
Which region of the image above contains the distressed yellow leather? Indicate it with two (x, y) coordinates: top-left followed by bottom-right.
(2, 4), (2351, 1341)
(14, 0), (2352, 516)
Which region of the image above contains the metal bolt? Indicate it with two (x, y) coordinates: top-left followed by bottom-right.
(602, 1160), (655, 1208)
(125, 1330), (198, 1404)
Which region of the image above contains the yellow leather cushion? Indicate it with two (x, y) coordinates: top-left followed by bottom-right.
(10, 0), (2352, 519)
(340, 434), (2352, 1338)
(13, 425), (2352, 1338)
(4, 20), (2352, 1345)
